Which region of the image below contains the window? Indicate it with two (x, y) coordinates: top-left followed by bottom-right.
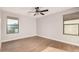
(63, 12), (79, 36)
(64, 19), (79, 35)
(7, 16), (19, 34)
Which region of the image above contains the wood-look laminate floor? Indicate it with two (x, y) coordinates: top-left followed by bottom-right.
(1, 36), (79, 52)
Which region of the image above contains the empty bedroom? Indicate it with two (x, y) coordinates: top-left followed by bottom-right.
(0, 7), (79, 52)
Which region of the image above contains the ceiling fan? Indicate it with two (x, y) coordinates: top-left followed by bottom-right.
(28, 7), (48, 16)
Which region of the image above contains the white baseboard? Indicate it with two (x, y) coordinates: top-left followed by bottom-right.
(2, 34), (79, 47)
(1, 35), (37, 43)
(38, 35), (79, 47)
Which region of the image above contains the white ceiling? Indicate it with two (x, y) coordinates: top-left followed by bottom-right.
(1, 7), (73, 17)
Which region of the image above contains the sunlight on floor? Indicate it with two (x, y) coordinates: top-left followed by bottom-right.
(42, 47), (66, 52)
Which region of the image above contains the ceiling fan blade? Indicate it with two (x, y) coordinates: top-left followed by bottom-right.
(40, 9), (48, 12)
(40, 12), (44, 15)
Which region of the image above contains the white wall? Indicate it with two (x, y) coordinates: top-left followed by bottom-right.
(1, 11), (36, 42)
(37, 8), (79, 46)
(0, 10), (1, 49)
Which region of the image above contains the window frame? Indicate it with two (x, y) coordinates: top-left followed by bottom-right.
(6, 16), (19, 34)
(63, 12), (79, 36)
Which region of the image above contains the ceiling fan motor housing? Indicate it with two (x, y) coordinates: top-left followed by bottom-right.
(31, 7), (48, 16)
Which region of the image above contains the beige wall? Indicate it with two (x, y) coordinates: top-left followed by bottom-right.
(1, 11), (36, 42)
(37, 8), (79, 46)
